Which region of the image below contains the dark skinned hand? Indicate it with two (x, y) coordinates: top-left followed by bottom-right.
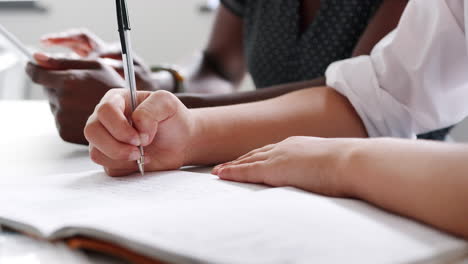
(26, 29), (158, 145)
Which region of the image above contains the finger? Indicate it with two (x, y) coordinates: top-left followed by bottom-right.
(34, 53), (101, 70)
(100, 52), (143, 67)
(132, 91), (180, 146)
(105, 167), (138, 177)
(26, 62), (70, 90)
(100, 59), (125, 78)
(217, 161), (267, 184)
(212, 152), (270, 175)
(84, 116), (141, 161)
(235, 144), (276, 162)
(96, 91), (141, 146)
(100, 52), (123, 61)
(89, 145), (141, 171)
(41, 30), (94, 56)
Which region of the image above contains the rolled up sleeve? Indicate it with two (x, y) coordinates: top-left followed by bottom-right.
(326, 0), (468, 139)
(326, 56), (416, 138)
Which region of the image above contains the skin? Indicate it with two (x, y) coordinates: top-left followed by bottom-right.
(83, 89), (468, 239)
(26, 0), (408, 145)
(84, 88), (367, 175)
(213, 137), (468, 239)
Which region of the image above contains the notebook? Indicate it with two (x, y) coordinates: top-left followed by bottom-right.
(0, 170), (467, 264)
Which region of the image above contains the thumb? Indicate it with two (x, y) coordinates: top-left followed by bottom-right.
(132, 91), (181, 146)
(41, 29), (102, 57)
(34, 53), (101, 70)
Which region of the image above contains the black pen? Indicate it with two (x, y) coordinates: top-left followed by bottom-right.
(115, 0), (145, 175)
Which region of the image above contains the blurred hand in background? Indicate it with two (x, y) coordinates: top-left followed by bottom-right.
(26, 29), (158, 145)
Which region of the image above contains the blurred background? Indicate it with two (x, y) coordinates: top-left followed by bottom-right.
(0, 0), (466, 141)
(0, 0), (222, 99)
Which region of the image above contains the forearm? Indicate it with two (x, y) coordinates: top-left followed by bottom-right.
(343, 138), (468, 238)
(151, 51), (240, 94)
(352, 0), (407, 56)
(178, 78), (326, 108)
(187, 87), (367, 165)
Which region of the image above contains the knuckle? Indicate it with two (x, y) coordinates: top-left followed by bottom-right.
(154, 90), (177, 107)
(112, 146), (133, 160)
(107, 88), (124, 98)
(133, 107), (153, 123)
(105, 168), (129, 178)
(89, 147), (103, 164)
(83, 119), (99, 142)
(222, 166), (234, 177)
(96, 102), (114, 120)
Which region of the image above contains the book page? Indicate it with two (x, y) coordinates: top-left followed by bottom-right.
(1, 171), (467, 264)
(79, 188), (468, 264)
(0, 170), (266, 236)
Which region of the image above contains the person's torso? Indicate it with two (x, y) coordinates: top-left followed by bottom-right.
(242, 0), (383, 88)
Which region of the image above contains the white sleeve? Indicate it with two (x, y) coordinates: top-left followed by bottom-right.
(325, 0), (468, 138)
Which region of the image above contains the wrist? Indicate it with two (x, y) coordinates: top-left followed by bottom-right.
(333, 138), (369, 198)
(184, 108), (210, 166)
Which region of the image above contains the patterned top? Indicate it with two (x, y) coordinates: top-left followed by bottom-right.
(220, 0), (452, 140)
(221, 0), (383, 88)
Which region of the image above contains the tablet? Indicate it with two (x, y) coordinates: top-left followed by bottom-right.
(0, 23), (36, 63)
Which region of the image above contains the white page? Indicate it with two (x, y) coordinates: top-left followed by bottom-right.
(77, 188), (468, 264)
(0, 170), (266, 236)
(1, 171), (467, 264)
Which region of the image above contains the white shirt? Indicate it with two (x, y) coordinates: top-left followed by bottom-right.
(326, 0), (468, 138)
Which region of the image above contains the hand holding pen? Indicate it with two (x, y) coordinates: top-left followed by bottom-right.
(115, 0), (145, 175)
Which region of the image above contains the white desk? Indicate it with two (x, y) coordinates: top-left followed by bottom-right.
(0, 101), (128, 264)
(1, 101), (468, 264)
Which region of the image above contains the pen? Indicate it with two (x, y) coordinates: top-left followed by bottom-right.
(0, 23), (36, 63)
(115, 0), (145, 175)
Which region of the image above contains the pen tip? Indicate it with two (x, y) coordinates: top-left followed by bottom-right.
(138, 163), (145, 176)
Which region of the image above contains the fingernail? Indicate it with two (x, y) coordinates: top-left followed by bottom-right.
(212, 166), (221, 175)
(34, 53), (49, 62)
(130, 137), (141, 146)
(129, 150), (140, 161)
(140, 134), (150, 146)
(213, 164), (225, 174)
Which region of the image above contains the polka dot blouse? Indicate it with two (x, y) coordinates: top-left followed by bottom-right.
(221, 0), (383, 88)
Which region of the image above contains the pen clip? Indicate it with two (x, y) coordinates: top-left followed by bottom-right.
(115, 0), (130, 54)
(120, 0), (131, 30)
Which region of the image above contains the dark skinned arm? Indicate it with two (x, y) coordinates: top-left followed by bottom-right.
(153, 5), (246, 94)
(352, 0), (408, 56)
(176, 0), (408, 108)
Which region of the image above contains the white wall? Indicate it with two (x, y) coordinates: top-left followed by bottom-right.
(0, 0), (215, 64)
(0, 0), (256, 99)
(0, 0), (219, 99)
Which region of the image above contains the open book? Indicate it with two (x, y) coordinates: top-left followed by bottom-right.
(0, 170), (467, 264)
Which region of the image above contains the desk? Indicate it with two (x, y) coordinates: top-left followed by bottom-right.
(0, 101), (126, 263)
(1, 101), (468, 264)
